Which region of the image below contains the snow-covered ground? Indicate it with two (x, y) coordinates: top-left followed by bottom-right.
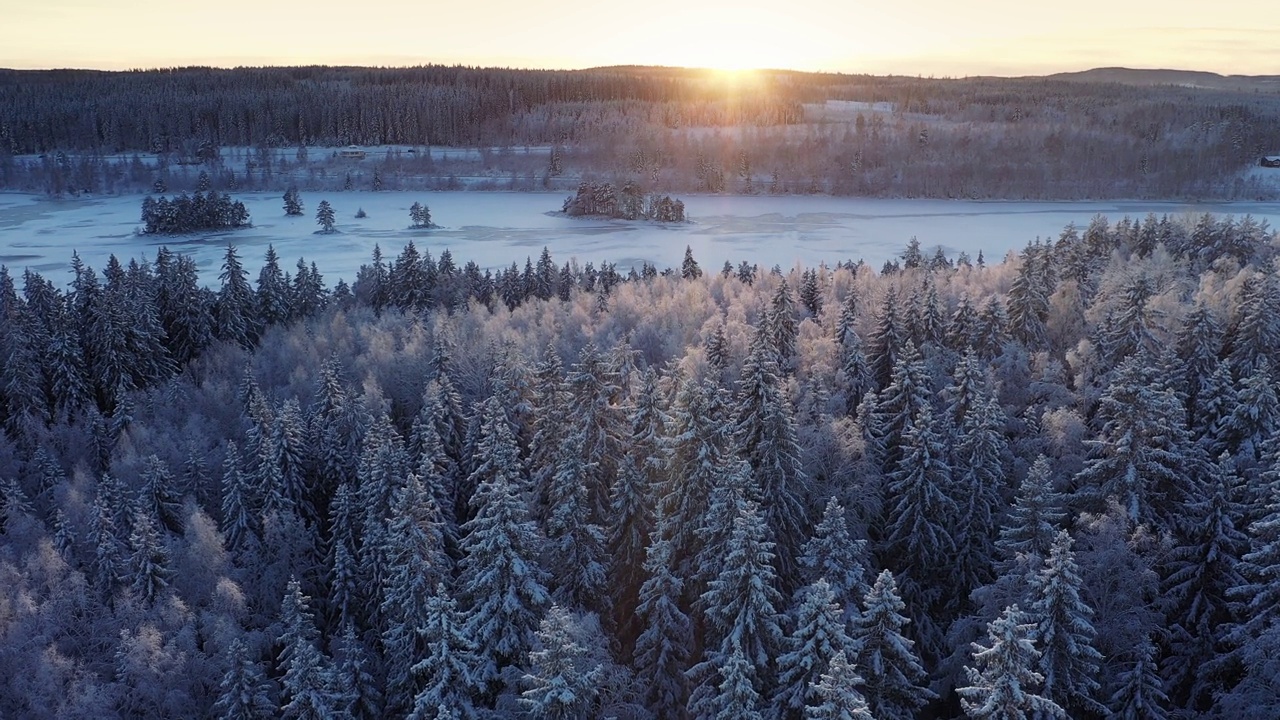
(3, 191), (1280, 283)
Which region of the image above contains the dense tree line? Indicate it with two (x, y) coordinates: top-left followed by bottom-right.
(3, 210), (1280, 717)
(3, 66), (1280, 199)
(562, 181), (686, 222)
(140, 192), (250, 234)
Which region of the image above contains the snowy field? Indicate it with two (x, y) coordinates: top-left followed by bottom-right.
(3, 191), (1280, 283)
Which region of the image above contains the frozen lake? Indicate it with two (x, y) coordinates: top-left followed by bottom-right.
(3, 191), (1280, 283)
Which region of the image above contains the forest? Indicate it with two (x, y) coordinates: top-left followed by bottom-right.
(2, 206), (1280, 718)
(3, 65), (1280, 199)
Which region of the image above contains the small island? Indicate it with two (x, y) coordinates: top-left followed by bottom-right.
(561, 181), (686, 223)
(140, 192), (250, 234)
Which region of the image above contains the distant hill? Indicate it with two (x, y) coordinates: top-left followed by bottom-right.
(1047, 67), (1280, 92)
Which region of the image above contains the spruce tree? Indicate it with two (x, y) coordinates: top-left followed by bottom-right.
(1028, 531), (1104, 716)
(221, 440), (257, 553)
(804, 651), (873, 720)
(519, 605), (603, 720)
(848, 570), (935, 720)
(257, 245), (291, 327)
(1108, 635), (1169, 720)
(408, 584), (480, 720)
(213, 637), (275, 720)
(682, 246), (702, 280)
(799, 497), (871, 621)
(316, 200), (336, 233)
(332, 622), (382, 720)
(278, 578), (337, 720)
(707, 645), (765, 720)
(215, 244), (258, 349)
(458, 396), (550, 692)
(774, 578), (855, 717)
(958, 604), (1065, 720)
(126, 508), (171, 606)
(634, 535), (693, 719)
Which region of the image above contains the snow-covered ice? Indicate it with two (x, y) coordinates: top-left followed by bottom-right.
(3, 190), (1280, 283)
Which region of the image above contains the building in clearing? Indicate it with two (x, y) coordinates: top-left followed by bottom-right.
(1261, 155), (1280, 169)
(340, 145), (367, 160)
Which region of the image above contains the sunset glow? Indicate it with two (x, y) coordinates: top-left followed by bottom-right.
(1, 0), (1278, 75)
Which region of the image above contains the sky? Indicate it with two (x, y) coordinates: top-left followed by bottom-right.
(1, 0), (1278, 76)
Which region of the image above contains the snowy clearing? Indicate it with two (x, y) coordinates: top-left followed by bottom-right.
(3, 191), (1280, 282)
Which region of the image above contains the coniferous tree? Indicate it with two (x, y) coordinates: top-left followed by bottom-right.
(997, 456), (1064, 570)
(848, 570), (935, 720)
(458, 396), (550, 693)
(221, 440), (257, 553)
(278, 578), (337, 720)
(519, 605), (603, 720)
(958, 604), (1065, 720)
(799, 497), (871, 622)
(635, 534), (693, 719)
(735, 325), (810, 587)
(1108, 635), (1169, 720)
(316, 200), (335, 233)
(774, 578), (855, 717)
(332, 622), (382, 720)
(213, 637), (276, 720)
(257, 245), (291, 327)
(1159, 453), (1247, 710)
(408, 584), (480, 720)
(688, 500), (785, 718)
(284, 186), (304, 216)
(545, 432), (610, 616)
(126, 508), (171, 606)
(1028, 531), (1104, 717)
(682, 246), (702, 280)
(215, 245), (258, 349)
(707, 645), (765, 720)
(804, 651), (873, 720)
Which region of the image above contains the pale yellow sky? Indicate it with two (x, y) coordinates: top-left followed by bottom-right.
(1, 0), (1277, 76)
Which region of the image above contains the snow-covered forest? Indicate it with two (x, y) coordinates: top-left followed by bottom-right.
(2, 208), (1280, 718)
(4, 65), (1280, 199)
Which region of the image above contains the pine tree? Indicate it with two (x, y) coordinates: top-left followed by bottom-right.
(459, 396), (550, 691)
(408, 584), (480, 720)
(804, 650), (872, 720)
(950, 389), (1006, 601)
(635, 536), (693, 718)
(1159, 453), (1246, 710)
(682, 246), (702, 280)
(775, 578), (855, 717)
(958, 604), (1065, 720)
(735, 325), (810, 587)
(848, 570), (935, 720)
(688, 500), (785, 718)
(1006, 243), (1051, 349)
(278, 578), (337, 720)
(126, 508), (172, 606)
(1108, 635), (1169, 720)
(316, 200), (335, 233)
(767, 278), (799, 364)
(707, 645), (765, 720)
(873, 340), (931, 477)
(1028, 531), (1104, 716)
(519, 605), (603, 720)
(565, 342), (625, 527)
(213, 637), (275, 720)
(799, 497), (871, 621)
(215, 244), (258, 349)
(257, 245), (291, 327)
(221, 440), (257, 553)
(332, 622), (382, 720)
(140, 454), (184, 533)
(545, 432), (610, 616)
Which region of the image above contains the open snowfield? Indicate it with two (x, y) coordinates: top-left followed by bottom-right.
(3, 191), (1280, 283)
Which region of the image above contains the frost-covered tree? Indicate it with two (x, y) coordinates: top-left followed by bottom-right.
(215, 244), (258, 349)
(1027, 531), (1103, 716)
(459, 396), (550, 692)
(958, 604), (1065, 720)
(997, 456), (1064, 569)
(688, 500), (785, 718)
(735, 325), (810, 587)
(126, 508), (171, 606)
(767, 278), (799, 364)
(316, 200), (336, 233)
(1159, 453), (1246, 710)
(408, 584), (480, 720)
(848, 570), (935, 720)
(519, 605), (603, 720)
(681, 246), (702, 280)
(545, 433), (610, 616)
(706, 645), (765, 720)
(332, 622), (381, 720)
(804, 651), (872, 720)
(213, 637), (275, 720)
(775, 578), (854, 717)
(1108, 634), (1169, 720)
(278, 578), (337, 720)
(256, 245), (291, 327)
(283, 186), (303, 216)
(221, 440), (257, 553)
(799, 497), (871, 621)
(634, 535), (692, 718)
